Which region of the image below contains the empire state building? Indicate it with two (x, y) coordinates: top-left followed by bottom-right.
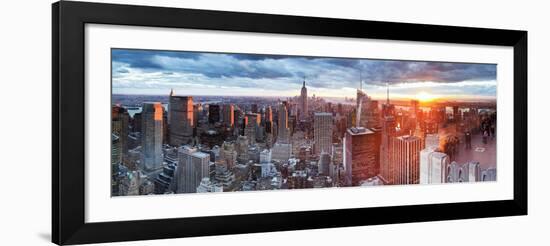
(300, 79), (308, 120)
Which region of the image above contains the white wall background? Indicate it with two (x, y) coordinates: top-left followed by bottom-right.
(0, 0), (546, 245)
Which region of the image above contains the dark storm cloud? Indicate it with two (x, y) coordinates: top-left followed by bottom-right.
(112, 49), (201, 69)
(112, 49), (496, 89)
(358, 60), (496, 85)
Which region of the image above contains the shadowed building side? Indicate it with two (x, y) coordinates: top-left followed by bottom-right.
(141, 102), (164, 171)
(169, 90), (194, 146)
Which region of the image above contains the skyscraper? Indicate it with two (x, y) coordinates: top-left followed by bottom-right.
(419, 147), (449, 184)
(244, 113), (260, 144)
(111, 134), (121, 172)
(220, 141), (238, 168)
(169, 90), (194, 146)
(112, 105), (129, 165)
(379, 84), (398, 184)
(389, 135), (424, 184)
(314, 112), (333, 155)
(380, 115), (396, 184)
(265, 106), (273, 123)
(355, 89), (367, 127)
(271, 142), (292, 161)
(300, 79), (308, 120)
(236, 135), (249, 164)
(344, 127), (380, 185)
(277, 102), (290, 143)
(410, 99), (419, 119)
(265, 106), (274, 147)
(260, 149), (272, 164)
(222, 104), (235, 127)
(481, 167), (496, 181)
(319, 151), (331, 176)
(446, 161), (482, 182)
(141, 102), (164, 171)
(193, 104), (200, 128)
(251, 104), (259, 113)
(174, 146), (210, 193)
(209, 104), (221, 124)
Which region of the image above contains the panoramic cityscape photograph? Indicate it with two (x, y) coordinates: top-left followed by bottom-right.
(110, 48), (497, 196)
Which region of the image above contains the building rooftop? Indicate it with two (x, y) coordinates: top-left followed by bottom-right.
(314, 112), (332, 116)
(397, 135), (420, 141)
(347, 127), (374, 135)
(192, 152), (211, 158)
(142, 101), (162, 105)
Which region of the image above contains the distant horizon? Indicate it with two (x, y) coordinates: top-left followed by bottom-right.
(112, 92), (497, 102)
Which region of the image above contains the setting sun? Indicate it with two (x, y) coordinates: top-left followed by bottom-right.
(416, 91), (437, 102)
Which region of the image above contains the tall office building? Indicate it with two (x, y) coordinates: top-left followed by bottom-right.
(174, 146), (210, 193)
(314, 112), (333, 155)
(111, 134), (121, 173)
(169, 90), (194, 146)
(260, 149), (272, 164)
(236, 135), (249, 164)
(465, 161), (482, 182)
(343, 127), (380, 185)
(380, 115), (397, 184)
(319, 151), (331, 176)
(446, 161), (482, 182)
(481, 167), (496, 181)
(141, 102), (164, 171)
(247, 104), (257, 114)
(419, 147), (449, 184)
(111, 105), (129, 157)
(453, 106), (460, 121)
(329, 143), (343, 183)
(193, 104), (200, 128)
(233, 109), (242, 136)
(220, 141), (238, 168)
(300, 79), (308, 120)
(379, 85), (398, 184)
(209, 104), (221, 124)
(271, 142), (292, 161)
(264, 106), (274, 147)
(265, 106), (273, 122)
(222, 104), (235, 127)
(355, 88), (368, 127)
(277, 102), (290, 143)
(410, 99), (419, 119)
(355, 89), (379, 129)
(244, 113), (260, 144)
(389, 135), (424, 184)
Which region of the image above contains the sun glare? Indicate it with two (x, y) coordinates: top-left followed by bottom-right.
(416, 91), (437, 102)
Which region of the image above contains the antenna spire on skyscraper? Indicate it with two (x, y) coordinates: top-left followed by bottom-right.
(359, 71), (363, 91)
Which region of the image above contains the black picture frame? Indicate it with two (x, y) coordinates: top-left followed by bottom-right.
(52, 1), (527, 245)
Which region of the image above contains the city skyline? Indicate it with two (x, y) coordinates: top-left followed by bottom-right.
(112, 49), (497, 101)
(111, 48), (497, 197)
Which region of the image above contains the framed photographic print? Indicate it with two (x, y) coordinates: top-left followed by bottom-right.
(52, 1), (527, 245)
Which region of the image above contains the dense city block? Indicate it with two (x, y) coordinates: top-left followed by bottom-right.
(111, 81), (497, 196)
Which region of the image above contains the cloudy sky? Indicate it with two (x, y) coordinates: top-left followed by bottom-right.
(112, 49), (497, 101)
